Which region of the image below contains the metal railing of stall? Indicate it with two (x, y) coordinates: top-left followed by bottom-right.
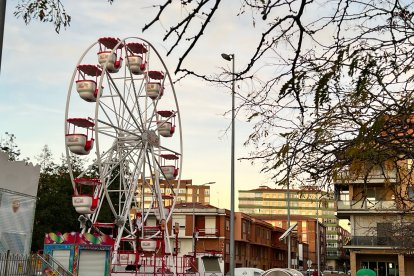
(0, 251), (73, 276)
(41, 253), (73, 276)
(111, 251), (199, 275)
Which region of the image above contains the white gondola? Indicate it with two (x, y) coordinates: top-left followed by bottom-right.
(157, 121), (173, 137)
(97, 37), (123, 73)
(72, 195), (96, 214)
(161, 165), (176, 180)
(65, 118), (95, 155)
(157, 110), (176, 137)
(140, 239), (158, 252)
(65, 134), (93, 155)
(160, 154), (179, 180)
(146, 71), (164, 100)
(146, 82), (162, 100)
(126, 42), (147, 75)
(72, 178), (100, 214)
(75, 64), (103, 102)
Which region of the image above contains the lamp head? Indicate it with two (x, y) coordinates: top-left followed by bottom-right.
(221, 53), (233, 61)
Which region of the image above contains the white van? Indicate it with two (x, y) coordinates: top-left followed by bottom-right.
(234, 267), (265, 276)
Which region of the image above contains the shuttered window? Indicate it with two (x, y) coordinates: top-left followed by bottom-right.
(52, 250), (71, 271)
(78, 250), (106, 276)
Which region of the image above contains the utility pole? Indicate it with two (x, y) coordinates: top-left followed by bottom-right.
(0, 0), (7, 73)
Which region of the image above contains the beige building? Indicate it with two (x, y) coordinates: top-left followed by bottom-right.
(137, 179), (211, 208)
(335, 161), (414, 276)
(239, 185), (349, 271)
(171, 203), (293, 273)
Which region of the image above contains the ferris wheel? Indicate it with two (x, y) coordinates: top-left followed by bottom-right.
(64, 37), (182, 264)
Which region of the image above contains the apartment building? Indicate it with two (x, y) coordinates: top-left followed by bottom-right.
(170, 203), (295, 273)
(239, 185), (349, 270)
(137, 179), (211, 208)
(255, 214), (326, 271)
(335, 161), (414, 276)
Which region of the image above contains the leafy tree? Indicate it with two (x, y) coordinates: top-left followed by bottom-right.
(0, 132), (23, 161)
(31, 145), (79, 251)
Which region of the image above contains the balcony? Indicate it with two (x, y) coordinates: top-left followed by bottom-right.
(338, 200), (397, 210)
(197, 228), (219, 237)
(336, 169), (397, 184)
(336, 200), (398, 218)
(345, 235), (412, 248)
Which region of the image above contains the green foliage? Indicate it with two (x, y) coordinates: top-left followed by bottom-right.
(14, 0), (71, 33)
(31, 170), (79, 251)
(0, 132), (23, 161)
(314, 49), (346, 112)
(31, 146), (79, 252)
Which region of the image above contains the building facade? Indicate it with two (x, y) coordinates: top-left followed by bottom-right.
(335, 162), (414, 276)
(170, 203), (296, 273)
(239, 185), (349, 270)
(137, 179), (211, 208)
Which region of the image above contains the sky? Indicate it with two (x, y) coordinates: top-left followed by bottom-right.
(0, 1), (278, 210)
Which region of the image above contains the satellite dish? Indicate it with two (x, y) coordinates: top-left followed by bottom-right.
(279, 222), (298, 241)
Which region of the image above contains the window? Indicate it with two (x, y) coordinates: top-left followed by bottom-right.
(205, 189), (210, 195)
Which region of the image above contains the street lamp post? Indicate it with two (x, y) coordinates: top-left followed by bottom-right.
(221, 53), (235, 276)
(316, 202), (320, 275)
(192, 181), (216, 260)
(0, 0), (6, 73)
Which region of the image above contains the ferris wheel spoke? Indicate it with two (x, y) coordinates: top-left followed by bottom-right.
(99, 99), (138, 133)
(105, 73), (142, 132)
(97, 119), (142, 141)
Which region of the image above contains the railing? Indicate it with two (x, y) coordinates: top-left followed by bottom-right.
(347, 235), (414, 247)
(337, 169), (398, 183)
(337, 200), (397, 210)
(42, 254), (73, 276)
(0, 251), (73, 276)
(112, 251), (197, 275)
(198, 228), (219, 236)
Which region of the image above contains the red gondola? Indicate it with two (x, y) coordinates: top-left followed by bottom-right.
(65, 118), (95, 155)
(97, 37), (124, 73)
(72, 178), (101, 214)
(160, 154), (179, 180)
(75, 65), (103, 102)
(157, 110), (176, 137)
(146, 71), (164, 100)
(126, 42), (148, 75)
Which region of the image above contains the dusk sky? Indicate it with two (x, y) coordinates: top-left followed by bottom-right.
(0, 1), (281, 209)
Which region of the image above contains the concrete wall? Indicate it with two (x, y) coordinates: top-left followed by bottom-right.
(0, 152), (40, 197)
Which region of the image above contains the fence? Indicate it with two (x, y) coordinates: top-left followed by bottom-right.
(0, 251), (72, 276)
